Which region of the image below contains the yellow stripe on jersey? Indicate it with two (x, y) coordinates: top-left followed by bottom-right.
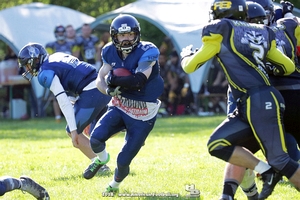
(267, 40), (295, 75)
(207, 139), (232, 152)
(270, 92), (288, 153)
(181, 33), (222, 74)
(246, 92), (288, 156)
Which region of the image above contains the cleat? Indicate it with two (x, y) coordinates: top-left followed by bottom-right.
(247, 192), (258, 200)
(20, 176), (50, 200)
(218, 195), (234, 200)
(106, 185), (119, 193)
(98, 164), (111, 173)
(83, 154), (110, 179)
(258, 169), (282, 200)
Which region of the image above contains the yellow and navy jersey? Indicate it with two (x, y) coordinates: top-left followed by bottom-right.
(182, 18), (295, 101)
(45, 41), (76, 55)
(73, 35), (99, 64)
(270, 18), (300, 87)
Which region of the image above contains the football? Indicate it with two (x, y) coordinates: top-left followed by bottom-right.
(113, 68), (132, 76)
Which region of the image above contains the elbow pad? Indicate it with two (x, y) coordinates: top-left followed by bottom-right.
(113, 72), (147, 90)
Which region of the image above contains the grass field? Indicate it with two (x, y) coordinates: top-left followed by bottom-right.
(0, 115), (299, 199)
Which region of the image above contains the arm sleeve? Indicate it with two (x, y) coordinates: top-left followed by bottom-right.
(50, 75), (77, 132)
(267, 40), (295, 76)
(181, 33), (222, 74)
(111, 72), (148, 90)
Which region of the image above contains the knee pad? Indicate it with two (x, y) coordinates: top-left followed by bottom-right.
(207, 141), (235, 162)
(90, 137), (105, 153)
(279, 159), (299, 179)
(114, 164), (130, 182)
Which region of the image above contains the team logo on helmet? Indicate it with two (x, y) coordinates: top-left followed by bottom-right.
(28, 46), (39, 58)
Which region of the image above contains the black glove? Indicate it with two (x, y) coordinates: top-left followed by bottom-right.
(264, 63), (284, 76)
(105, 70), (115, 86)
(281, 1), (294, 15)
(264, 62), (275, 75)
(106, 86), (121, 97)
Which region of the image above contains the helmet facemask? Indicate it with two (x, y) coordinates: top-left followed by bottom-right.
(114, 32), (139, 54)
(110, 14), (141, 54)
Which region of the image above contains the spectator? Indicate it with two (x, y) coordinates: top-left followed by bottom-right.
(157, 53), (170, 116)
(65, 24), (77, 43)
(166, 50), (192, 115)
(96, 31), (110, 69)
(200, 65), (227, 114)
(159, 36), (174, 56)
(73, 23), (101, 71)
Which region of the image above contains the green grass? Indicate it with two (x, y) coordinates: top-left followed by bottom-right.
(0, 115), (299, 199)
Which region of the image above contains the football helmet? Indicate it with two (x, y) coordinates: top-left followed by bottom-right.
(251, 0), (274, 25)
(54, 25), (66, 41)
(18, 43), (48, 81)
(210, 0), (248, 21)
(246, 1), (267, 25)
(110, 14), (141, 53)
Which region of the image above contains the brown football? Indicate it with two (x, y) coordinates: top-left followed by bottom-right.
(113, 68), (132, 76)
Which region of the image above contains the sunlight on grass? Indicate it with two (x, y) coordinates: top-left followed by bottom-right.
(0, 116), (299, 199)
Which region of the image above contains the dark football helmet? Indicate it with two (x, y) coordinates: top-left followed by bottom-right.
(246, 1), (267, 25)
(110, 14), (141, 53)
(18, 43), (48, 81)
(54, 25), (66, 41)
(251, 0), (275, 25)
(210, 0), (248, 21)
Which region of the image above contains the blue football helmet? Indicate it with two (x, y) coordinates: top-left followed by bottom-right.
(54, 25), (66, 41)
(18, 43), (48, 81)
(246, 1), (267, 25)
(251, 0), (275, 25)
(110, 14), (141, 53)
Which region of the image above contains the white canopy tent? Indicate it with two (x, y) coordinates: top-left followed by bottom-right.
(0, 3), (95, 116)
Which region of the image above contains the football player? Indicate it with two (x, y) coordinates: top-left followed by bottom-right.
(45, 25), (78, 123)
(83, 14), (164, 193)
(180, 0), (300, 199)
(0, 176), (49, 199)
(73, 23), (101, 71)
(220, 1), (300, 199)
(18, 44), (111, 176)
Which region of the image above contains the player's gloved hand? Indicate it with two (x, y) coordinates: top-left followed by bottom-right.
(281, 1), (294, 15)
(106, 86), (121, 97)
(264, 62), (275, 74)
(105, 70), (116, 86)
(264, 63), (285, 76)
(180, 45), (199, 60)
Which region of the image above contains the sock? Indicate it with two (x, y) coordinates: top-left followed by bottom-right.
(222, 180), (239, 199)
(109, 180), (121, 188)
(254, 161), (271, 174)
(240, 169), (258, 197)
(96, 149), (108, 162)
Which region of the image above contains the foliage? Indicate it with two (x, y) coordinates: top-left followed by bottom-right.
(274, 0), (300, 9)
(0, 116), (299, 199)
(0, 0), (135, 17)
